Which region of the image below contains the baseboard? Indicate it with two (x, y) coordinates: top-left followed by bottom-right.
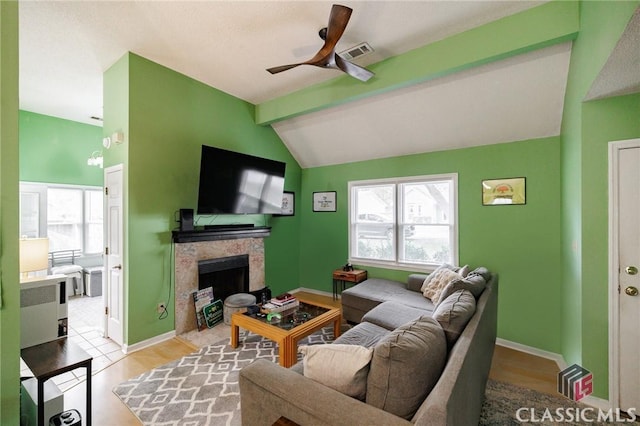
(581, 395), (612, 410)
(123, 330), (176, 354)
(289, 287), (335, 299)
(496, 338), (568, 370)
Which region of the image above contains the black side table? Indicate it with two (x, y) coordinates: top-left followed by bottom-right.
(21, 338), (92, 426)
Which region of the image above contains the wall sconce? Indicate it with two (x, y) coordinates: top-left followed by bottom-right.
(102, 131), (124, 149)
(87, 151), (103, 168)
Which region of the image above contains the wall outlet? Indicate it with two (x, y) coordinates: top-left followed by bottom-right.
(157, 302), (166, 314)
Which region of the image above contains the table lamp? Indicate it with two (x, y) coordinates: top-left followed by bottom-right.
(19, 237), (49, 279)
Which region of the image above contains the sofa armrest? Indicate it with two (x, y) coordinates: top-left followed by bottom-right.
(240, 359), (412, 426)
(407, 274), (428, 292)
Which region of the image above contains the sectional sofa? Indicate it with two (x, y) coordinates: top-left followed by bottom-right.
(239, 266), (498, 425)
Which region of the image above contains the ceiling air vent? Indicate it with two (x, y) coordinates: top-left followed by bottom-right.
(338, 42), (374, 61)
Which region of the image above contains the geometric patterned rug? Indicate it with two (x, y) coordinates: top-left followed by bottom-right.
(113, 328), (336, 426)
(114, 328), (618, 426)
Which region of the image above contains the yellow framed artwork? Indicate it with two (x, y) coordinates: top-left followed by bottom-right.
(482, 177), (526, 206)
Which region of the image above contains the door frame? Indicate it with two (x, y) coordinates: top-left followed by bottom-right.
(104, 163), (124, 345)
(608, 137), (640, 409)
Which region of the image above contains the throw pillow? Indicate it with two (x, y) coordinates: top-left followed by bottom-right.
(299, 344), (373, 400)
(366, 316), (447, 420)
(458, 264), (471, 277)
(468, 266), (492, 281)
(421, 267), (461, 304)
(432, 289), (476, 349)
(437, 273), (487, 307)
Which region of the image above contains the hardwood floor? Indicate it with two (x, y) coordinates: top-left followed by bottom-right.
(63, 291), (558, 425)
(489, 344), (560, 396)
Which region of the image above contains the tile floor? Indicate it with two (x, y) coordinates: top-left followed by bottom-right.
(20, 294), (125, 393)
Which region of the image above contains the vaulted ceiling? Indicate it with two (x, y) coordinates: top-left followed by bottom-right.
(18, 1), (639, 168)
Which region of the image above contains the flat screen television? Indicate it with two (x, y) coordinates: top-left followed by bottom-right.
(197, 145), (286, 215)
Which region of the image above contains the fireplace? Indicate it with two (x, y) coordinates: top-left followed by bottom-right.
(173, 236), (266, 335)
(198, 254), (249, 303)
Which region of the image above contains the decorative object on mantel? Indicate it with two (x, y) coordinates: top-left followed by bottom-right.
(313, 191), (337, 212)
(87, 151), (103, 168)
(482, 177), (526, 206)
(274, 191), (295, 216)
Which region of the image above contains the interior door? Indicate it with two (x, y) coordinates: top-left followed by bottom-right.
(104, 164), (124, 346)
(610, 139), (640, 412)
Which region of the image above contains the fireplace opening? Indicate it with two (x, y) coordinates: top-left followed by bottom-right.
(198, 254), (249, 303)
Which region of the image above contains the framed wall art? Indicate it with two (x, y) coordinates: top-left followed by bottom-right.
(482, 177), (526, 206)
(274, 191), (295, 216)
(313, 191), (337, 212)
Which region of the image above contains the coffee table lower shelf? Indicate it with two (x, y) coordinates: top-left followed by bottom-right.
(230, 298), (341, 368)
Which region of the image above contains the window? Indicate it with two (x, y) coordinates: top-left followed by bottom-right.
(19, 182), (104, 254)
(349, 174), (457, 271)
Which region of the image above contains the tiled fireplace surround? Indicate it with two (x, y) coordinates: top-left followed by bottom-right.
(174, 237), (265, 335)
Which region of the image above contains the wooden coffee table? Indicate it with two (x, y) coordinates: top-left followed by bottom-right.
(230, 296), (341, 367)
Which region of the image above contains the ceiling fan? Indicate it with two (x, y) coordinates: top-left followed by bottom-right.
(266, 4), (374, 82)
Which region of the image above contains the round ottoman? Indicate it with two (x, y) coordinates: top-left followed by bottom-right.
(223, 293), (256, 325)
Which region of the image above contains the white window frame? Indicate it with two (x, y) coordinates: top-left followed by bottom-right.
(19, 181), (104, 255)
(348, 173), (458, 273)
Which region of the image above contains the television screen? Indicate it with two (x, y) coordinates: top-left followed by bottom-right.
(197, 145), (286, 215)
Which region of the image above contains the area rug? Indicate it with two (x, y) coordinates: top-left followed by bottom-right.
(113, 328), (335, 425)
(115, 333), (622, 426)
(480, 380), (637, 426)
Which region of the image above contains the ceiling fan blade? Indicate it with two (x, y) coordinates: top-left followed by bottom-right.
(334, 54), (374, 82)
(298, 4), (352, 69)
(266, 63), (304, 74)
(266, 4), (359, 77)
(324, 5), (352, 49)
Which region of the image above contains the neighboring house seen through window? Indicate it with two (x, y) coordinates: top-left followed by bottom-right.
(19, 182), (104, 255)
(348, 174), (458, 271)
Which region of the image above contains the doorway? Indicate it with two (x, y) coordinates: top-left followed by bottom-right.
(18, 182), (124, 391)
(608, 138), (640, 412)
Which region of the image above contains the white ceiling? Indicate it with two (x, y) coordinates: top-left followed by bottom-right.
(17, 1), (638, 168)
(274, 42), (572, 167)
(585, 6), (640, 101)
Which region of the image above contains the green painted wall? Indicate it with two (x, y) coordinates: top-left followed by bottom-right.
(19, 110), (103, 185)
(300, 137), (563, 353)
(104, 53), (302, 345)
(103, 53), (131, 342)
(0, 1), (21, 423)
(559, 1), (639, 398)
(581, 94), (640, 398)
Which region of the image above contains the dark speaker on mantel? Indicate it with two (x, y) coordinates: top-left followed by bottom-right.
(179, 209), (194, 231)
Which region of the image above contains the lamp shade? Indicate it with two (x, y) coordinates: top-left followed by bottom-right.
(19, 238), (49, 273)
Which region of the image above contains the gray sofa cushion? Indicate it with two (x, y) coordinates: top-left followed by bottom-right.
(432, 289), (476, 349)
(342, 278), (435, 317)
(366, 316), (447, 420)
(334, 321), (392, 348)
(438, 273), (486, 306)
(362, 301), (430, 331)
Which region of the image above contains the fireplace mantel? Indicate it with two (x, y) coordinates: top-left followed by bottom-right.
(172, 226), (271, 243)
